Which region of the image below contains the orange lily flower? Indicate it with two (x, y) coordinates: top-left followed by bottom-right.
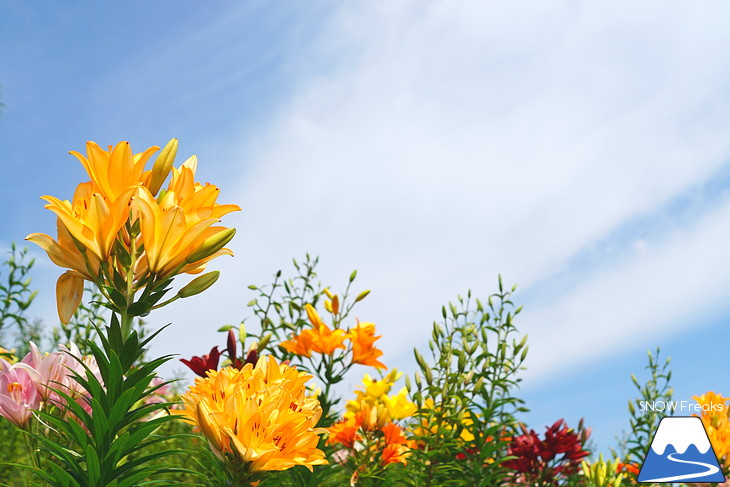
(616, 461), (640, 475)
(327, 416), (362, 449)
(306, 304), (347, 354)
(381, 422), (414, 466)
(280, 329), (316, 358)
(348, 321), (386, 369)
(693, 391), (730, 467)
(281, 305), (347, 357)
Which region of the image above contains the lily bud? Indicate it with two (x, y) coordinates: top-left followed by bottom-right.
(305, 303), (325, 329)
(186, 229), (236, 264)
(257, 333), (273, 351)
(178, 271), (220, 298)
(147, 138), (178, 196)
(355, 289), (371, 302)
(227, 329), (237, 361)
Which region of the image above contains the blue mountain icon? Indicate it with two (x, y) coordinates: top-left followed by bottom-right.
(638, 416), (726, 483)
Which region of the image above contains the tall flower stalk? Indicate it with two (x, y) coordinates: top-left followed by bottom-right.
(21, 139), (240, 486)
(246, 259), (381, 426)
(27, 140), (239, 335)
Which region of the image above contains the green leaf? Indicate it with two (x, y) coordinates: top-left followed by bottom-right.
(127, 299), (152, 317)
(105, 287), (128, 311)
(84, 446), (101, 485)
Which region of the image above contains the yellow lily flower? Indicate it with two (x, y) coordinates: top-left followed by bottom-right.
(178, 357), (327, 473)
(56, 271), (84, 324)
(27, 218), (101, 323)
(344, 370), (416, 430)
(29, 139), (240, 322)
(70, 141), (158, 202)
(131, 155), (240, 278)
(40, 180), (135, 260)
(26, 218), (100, 281)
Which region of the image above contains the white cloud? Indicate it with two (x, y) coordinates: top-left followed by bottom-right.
(521, 195), (730, 386)
(21, 0), (727, 386)
(171, 0), (730, 380)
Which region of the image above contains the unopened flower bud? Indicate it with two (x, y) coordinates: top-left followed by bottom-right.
(147, 138), (178, 196)
(186, 229), (236, 264)
(178, 271), (220, 298)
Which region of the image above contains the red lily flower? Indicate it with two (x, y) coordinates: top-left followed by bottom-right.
(243, 348), (258, 367)
(180, 346), (221, 377)
(504, 419), (589, 484)
(455, 447), (478, 461)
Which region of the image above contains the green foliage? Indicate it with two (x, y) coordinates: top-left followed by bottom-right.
(261, 462), (348, 487)
(52, 286), (150, 364)
(0, 420), (36, 486)
(52, 285), (104, 353)
(23, 315), (193, 487)
(243, 254), (370, 425)
(616, 347), (673, 480)
(407, 277), (528, 487)
(245, 254), (323, 363)
(0, 244), (38, 352)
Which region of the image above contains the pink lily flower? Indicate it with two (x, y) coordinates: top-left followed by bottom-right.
(0, 358), (42, 428)
(23, 342), (70, 402)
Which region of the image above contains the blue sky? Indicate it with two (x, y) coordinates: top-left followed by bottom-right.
(2, 1), (730, 454)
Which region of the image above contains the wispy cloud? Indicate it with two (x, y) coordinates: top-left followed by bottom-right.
(522, 194), (730, 385)
(174, 0), (730, 383)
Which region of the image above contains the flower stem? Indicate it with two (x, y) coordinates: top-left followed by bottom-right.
(121, 235), (138, 339)
(22, 427), (47, 486)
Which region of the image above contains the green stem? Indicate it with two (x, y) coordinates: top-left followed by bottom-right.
(150, 294), (180, 310)
(22, 426), (47, 486)
(229, 460), (261, 487)
(320, 354), (336, 423)
(121, 235), (138, 339)
(120, 310), (133, 341)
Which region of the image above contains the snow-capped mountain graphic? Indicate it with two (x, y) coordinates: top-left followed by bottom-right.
(638, 416), (726, 483)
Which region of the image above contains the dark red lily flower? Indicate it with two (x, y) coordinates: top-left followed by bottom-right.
(455, 447), (478, 461)
(180, 346), (221, 377)
(504, 419), (589, 484)
(244, 348), (258, 366)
